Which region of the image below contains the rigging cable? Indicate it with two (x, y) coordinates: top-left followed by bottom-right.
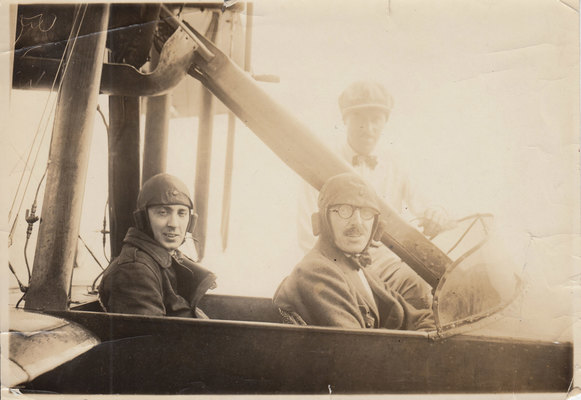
(96, 105), (111, 264)
(90, 269), (105, 294)
(96, 104), (109, 132)
(78, 235), (105, 271)
(8, 4), (88, 246)
(23, 4), (87, 266)
(8, 262), (27, 294)
(23, 165), (47, 279)
(101, 199), (110, 263)
(9, 5), (89, 307)
(8, 5), (86, 236)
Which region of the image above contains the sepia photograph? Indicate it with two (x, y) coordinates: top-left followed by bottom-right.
(1, 0), (579, 398)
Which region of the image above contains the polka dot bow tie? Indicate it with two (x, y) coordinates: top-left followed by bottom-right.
(352, 154), (378, 169)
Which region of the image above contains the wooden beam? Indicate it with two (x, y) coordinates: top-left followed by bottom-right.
(106, 4), (161, 257)
(142, 95), (170, 182)
(192, 84), (214, 261)
(25, 4), (110, 311)
(220, 112), (236, 250)
(107, 96), (141, 258)
(190, 29), (452, 287)
(192, 12), (220, 261)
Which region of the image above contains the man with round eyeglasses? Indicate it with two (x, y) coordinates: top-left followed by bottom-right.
(327, 204), (378, 255)
(275, 173), (435, 330)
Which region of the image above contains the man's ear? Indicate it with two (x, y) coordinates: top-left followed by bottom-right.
(187, 212), (198, 234)
(311, 212), (321, 236)
(373, 219), (385, 241)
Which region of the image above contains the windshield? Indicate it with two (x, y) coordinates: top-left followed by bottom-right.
(430, 215), (522, 337)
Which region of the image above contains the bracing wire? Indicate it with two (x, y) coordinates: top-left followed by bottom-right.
(9, 5), (89, 302)
(9, 4), (88, 245)
(102, 199), (110, 263)
(8, 262), (27, 293)
(9, 4), (83, 219)
(15, 292), (27, 309)
(90, 269), (105, 294)
(23, 165), (48, 279)
(78, 235), (105, 271)
(96, 105), (111, 264)
(96, 104), (109, 132)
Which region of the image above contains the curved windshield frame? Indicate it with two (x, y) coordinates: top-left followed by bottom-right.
(431, 214), (522, 338)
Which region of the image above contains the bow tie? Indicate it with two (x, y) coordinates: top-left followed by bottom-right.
(345, 251), (373, 270)
(352, 154), (378, 170)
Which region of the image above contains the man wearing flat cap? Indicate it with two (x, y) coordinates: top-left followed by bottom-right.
(277, 173), (435, 331)
(297, 80), (452, 310)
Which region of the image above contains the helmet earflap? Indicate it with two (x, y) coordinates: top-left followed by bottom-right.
(133, 209), (150, 232)
(372, 218), (384, 241)
(187, 212), (198, 234)
(311, 212), (321, 236)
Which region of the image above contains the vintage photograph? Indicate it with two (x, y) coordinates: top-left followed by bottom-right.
(2, 0), (579, 398)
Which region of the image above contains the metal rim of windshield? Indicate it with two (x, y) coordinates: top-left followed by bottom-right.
(430, 213), (524, 340)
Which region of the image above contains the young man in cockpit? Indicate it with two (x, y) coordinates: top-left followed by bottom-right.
(276, 172), (434, 331)
(99, 173), (216, 317)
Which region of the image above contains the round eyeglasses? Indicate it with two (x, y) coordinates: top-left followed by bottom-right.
(329, 204), (378, 220)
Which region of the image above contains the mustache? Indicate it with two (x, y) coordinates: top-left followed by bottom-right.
(344, 226), (363, 236)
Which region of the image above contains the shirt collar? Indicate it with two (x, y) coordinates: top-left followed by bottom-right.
(341, 141), (379, 159)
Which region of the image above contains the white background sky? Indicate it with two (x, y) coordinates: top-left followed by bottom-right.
(2, 0), (580, 340)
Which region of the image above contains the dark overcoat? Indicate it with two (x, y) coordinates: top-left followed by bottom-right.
(99, 227), (216, 317)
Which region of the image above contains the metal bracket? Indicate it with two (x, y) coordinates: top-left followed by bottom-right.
(14, 23), (204, 96)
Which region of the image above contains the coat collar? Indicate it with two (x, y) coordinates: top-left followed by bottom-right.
(315, 238), (354, 269)
(315, 238), (381, 321)
(123, 227), (173, 269)
(315, 237), (373, 270)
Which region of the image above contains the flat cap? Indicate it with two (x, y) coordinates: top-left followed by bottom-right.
(338, 81), (393, 117)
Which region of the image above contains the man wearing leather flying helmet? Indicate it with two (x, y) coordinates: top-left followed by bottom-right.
(275, 173), (434, 331)
(99, 173), (216, 317)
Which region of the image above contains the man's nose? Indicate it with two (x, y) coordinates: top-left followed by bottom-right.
(350, 209), (363, 224)
(360, 119), (376, 133)
(167, 212), (178, 227)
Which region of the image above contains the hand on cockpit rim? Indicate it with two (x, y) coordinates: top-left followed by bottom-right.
(419, 207), (455, 238)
